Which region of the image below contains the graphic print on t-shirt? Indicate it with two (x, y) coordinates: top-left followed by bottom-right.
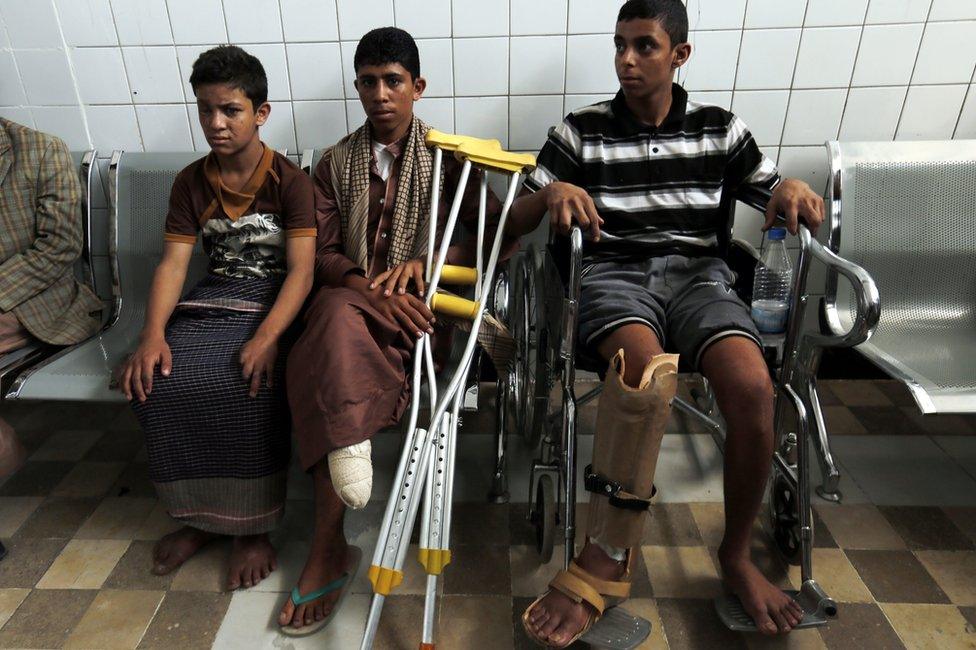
(202, 212), (286, 279)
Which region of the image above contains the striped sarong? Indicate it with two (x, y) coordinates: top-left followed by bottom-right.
(131, 274), (290, 535)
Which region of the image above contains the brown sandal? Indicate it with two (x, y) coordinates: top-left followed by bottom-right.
(521, 551), (634, 648)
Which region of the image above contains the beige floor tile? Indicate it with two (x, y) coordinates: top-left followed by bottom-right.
(137, 591), (230, 649)
(36, 538), (130, 589)
(0, 589), (96, 648)
(916, 551), (976, 606)
(621, 598), (669, 649)
(822, 406), (868, 435)
(815, 504), (906, 550)
(880, 603), (976, 650)
(133, 501), (181, 541)
(437, 595), (514, 650)
(64, 589), (164, 649)
(0, 496), (43, 537)
(75, 497), (157, 539)
(745, 628), (827, 649)
(51, 461), (126, 498)
(0, 588), (30, 631)
(787, 549), (873, 604)
(509, 545), (568, 597)
(29, 430), (104, 462)
(831, 381), (893, 407)
(642, 545), (722, 599)
(170, 539), (231, 592)
(349, 543), (443, 596)
(688, 502), (764, 549)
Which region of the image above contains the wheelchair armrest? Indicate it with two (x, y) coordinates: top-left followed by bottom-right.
(731, 184), (774, 214)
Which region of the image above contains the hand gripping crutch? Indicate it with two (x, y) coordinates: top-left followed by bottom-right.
(361, 132), (536, 650)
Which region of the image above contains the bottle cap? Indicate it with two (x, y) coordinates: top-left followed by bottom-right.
(768, 227), (787, 241)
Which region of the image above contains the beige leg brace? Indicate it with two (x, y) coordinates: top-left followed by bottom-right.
(585, 350), (679, 550)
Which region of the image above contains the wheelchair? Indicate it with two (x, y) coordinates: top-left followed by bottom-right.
(489, 185), (880, 632)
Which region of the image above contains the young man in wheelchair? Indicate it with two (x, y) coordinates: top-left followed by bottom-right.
(506, 0), (824, 645)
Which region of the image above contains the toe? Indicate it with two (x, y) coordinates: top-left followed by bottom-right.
(754, 610), (778, 636)
(770, 608), (792, 634)
(540, 612), (562, 638)
(279, 599), (294, 626)
(291, 604), (306, 628)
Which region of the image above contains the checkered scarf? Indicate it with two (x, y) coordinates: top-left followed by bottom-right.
(329, 116), (445, 272)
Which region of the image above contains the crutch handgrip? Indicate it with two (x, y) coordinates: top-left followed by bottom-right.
(368, 565), (404, 596)
(418, 548), (452, 575)
(431, 293), (479, 320)
(425, 129), (501, 152)
(455, 141), (537, 174)
(439, 265), (478, 285)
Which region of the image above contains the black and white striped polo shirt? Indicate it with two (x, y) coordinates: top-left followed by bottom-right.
(523, 84), (780, 263)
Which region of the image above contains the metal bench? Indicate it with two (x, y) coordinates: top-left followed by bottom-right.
(0, 150), (100, 397)
(825, 140), (976, 414)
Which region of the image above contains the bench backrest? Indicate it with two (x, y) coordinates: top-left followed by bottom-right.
(825, 140), (976, 412)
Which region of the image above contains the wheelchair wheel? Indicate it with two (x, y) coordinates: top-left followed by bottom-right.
(531, 473), (556, 563)
(768, 470), (802, 566)
(509, 252), (545, 447)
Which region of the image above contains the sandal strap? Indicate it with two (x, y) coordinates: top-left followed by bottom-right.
(549, 570), (607, 616)
(290, 573), (349, 606)
(567, 560), (632, 600)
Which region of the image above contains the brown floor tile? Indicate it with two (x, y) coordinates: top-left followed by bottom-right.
(350, 543), (438, 596)
(103, 540), (175, 591)
(818, 602), (906, 650)
(444, 544), (511, 595)
(944, 507), (976, 546)
(137, 591), (230, 649)
(0, 537), (67, 588)
(624, 598), (670, 649)
(874, 381), (917, 407)
(15, 402), (122, 432)
(821, 406), (867, 435)
(787, 549), (873, 604)
(0, 460), (74, 496)
(689, 502), (765, 550)
(170, 538), (231, 592)
(879, 603), (976, 650)
(107, 407), (142, 432)
(845, 549), (950, 604)
(437, 595), (514, 650)
(370, 594), (424, 650)
(64, 589), (164, 649)
(75, 496), (157, 539)
(815, 504), (906, 550)
(812, 508), (838, 549)
(37, 538), (130, 590)
(878, 506), (975, 551)
(657, 598), (749, 649)
(644, 504), (703, 546)
(109, 463), (156, 498)
(451, 502), (511, 546)
(643, 546), (722, 599)
(133, 501), (182, 541)
(84, 428), (145, 462)
(815, 382), (842, 407)
(0, 496), (43, 537)
(849, 406), (926, 436)
(14, 497), (99, 539)
(916, 551), (976, 606)
(51, 460), (126, 498)
(0, 588), (97, 648)
(0, 588), (30, 630)
(28, 430), (104, 462)
(961, 605), (976, 629)
(745, 630), (827, 649)
(901, 408), (976, 436)
(510, 545), (568, 598)
(510, 502), (568, 549)
(830, 381), (893, 407)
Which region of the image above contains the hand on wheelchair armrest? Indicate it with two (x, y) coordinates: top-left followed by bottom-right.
(732, 180), (825, 236)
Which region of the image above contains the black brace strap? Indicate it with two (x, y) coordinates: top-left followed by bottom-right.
(583, 464), (653, 512)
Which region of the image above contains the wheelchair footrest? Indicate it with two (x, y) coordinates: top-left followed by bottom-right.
(714, 591), (829, 632)
(578, 606), (651, 649)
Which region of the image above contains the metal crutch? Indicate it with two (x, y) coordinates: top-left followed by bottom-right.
(361, 133), (536, 650)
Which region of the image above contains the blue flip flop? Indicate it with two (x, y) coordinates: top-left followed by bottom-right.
(279, 545), (362, 637)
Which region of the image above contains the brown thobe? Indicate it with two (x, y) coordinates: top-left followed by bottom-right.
(287, 135), (518, 471)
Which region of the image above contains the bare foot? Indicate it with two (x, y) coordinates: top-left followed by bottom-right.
(227, 534), (277, 590)
(151, 526), (217, 575)
(719, 545), (804, 635)
(524, 542), (627, 648)
(278, 538), (349, 630)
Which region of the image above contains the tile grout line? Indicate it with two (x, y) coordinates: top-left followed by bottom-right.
(950, 59), (976, 139)
(105, 0), (144, 152)
(49, 0), (94, 149)
(161, 0), (195, 153)
(775, 1), (812, 150)
(835, 0), (871, 141)
(893, 0), (936, 140)
(273, 0), (299, 153)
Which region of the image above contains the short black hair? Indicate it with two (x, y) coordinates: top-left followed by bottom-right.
(617, 0), (689, 47)
(354, 27), (421, 80)
(189, 45), (268, 108)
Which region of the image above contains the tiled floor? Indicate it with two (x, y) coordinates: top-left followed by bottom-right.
(0, 380), (975, 649)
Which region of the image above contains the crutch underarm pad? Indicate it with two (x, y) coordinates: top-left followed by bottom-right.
(431, 293), (480, 320)
(425, 129), (501, 152)
(584, 464), (652, 512)
(439, 265), (478, 285)
(455, 141), (537, 174)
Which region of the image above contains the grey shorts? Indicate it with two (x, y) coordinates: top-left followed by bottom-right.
(578, 255), (762, 370)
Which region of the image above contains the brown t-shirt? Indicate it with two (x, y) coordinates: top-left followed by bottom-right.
(165, 145), (316, 279)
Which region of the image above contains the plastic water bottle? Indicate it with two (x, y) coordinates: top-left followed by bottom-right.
(751, 227), (792, 334)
